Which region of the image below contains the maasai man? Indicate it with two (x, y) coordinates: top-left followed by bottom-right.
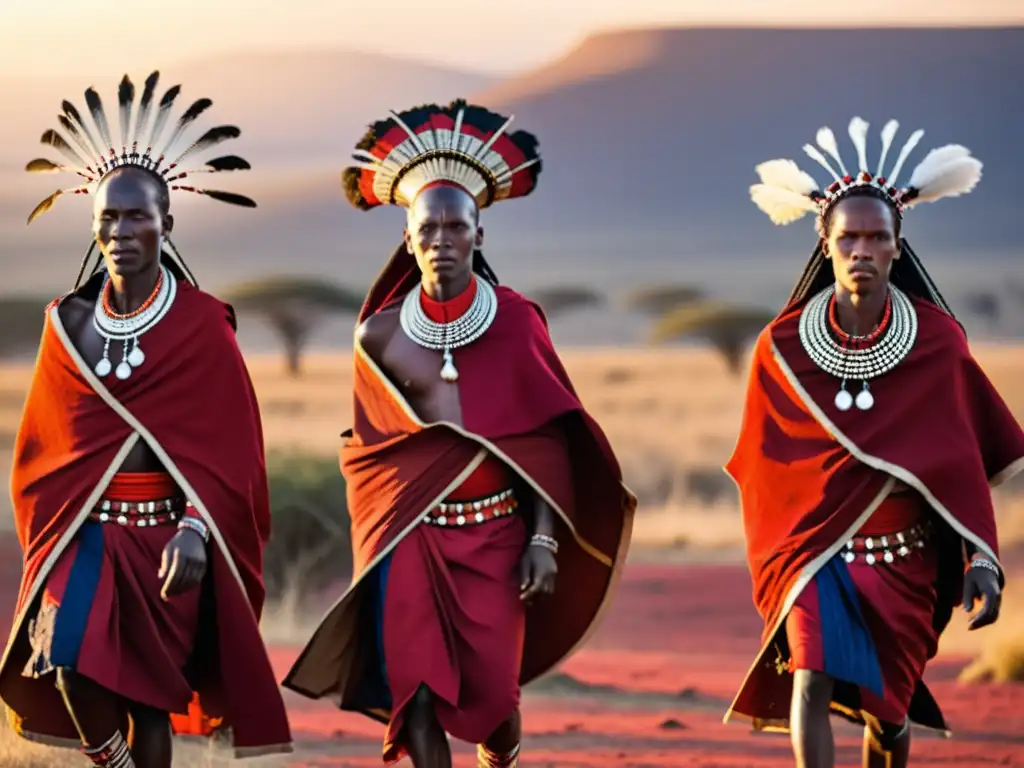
(0, 72), (292, 766)
(723, 116), (1024, 767)
(282, 101), (635, 767)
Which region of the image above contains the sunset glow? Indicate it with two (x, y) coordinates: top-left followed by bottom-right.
(1, 0), (1021, 76)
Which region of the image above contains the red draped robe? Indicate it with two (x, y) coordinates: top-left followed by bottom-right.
(0, 279), (292, 757)
(283, 253), (635, 763)
(724, 294), (1024, 732)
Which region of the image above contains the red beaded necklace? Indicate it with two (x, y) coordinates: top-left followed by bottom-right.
(827, 290), (892, 350)
(101, 269), (164, 320)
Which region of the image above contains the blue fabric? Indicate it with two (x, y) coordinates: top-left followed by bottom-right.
(375, 552), (392, 682)
(816, 555), (885, 698)
(49, 522), (104, 669)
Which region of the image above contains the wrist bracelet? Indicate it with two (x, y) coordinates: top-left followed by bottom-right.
(178, 512), (210, 544)
(530, 534), (558, 554)
(970, 557), (999, 576)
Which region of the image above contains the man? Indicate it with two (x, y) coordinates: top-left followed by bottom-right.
(0, 72), (292, 766)
(283, 100), (635, 767)
(724, 116), (1024, 767)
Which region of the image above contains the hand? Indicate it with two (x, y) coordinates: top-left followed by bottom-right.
(159, 528), (208, 601)
(519, 544), (557, 603)
(963, 559), (1001, 631)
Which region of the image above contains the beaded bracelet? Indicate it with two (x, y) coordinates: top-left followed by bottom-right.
(970, 557), (999, 576)
(178, 505), (210, 544)
(530, 534), (558, 555)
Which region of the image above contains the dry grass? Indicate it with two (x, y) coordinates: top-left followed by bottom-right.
(0, 343), (1023, 548)
(958, 639), (1024, 684)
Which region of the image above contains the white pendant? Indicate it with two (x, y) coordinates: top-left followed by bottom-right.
(855, 388), (875, 411)
(440, 354), (459, 382)
(95, 357), (112, 377)
(834, 388), (853, 411)
(115, 361), (133, 380)
(127, 344), (145, 367)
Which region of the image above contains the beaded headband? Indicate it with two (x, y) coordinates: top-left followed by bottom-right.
(25, 70), (255, 225)
(749, 116), (983, 227)
(343, 99), (542, 211)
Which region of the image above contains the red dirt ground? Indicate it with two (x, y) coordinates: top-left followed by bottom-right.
(0, 534), (1022, 766)
(265, 562), (1024, 767)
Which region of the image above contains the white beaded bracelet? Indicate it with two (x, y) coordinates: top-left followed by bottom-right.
(530, 534), (558, 555)
(970, 557), (999, 575)
(178, 509), (210, 544)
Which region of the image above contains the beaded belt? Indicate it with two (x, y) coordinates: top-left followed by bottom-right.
(89, 496), (186, 528)
(840, 520), (931, 565)
(421, 489), (517, 527)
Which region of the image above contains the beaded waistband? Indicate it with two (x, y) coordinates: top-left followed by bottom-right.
(91, 472), (186, 528)
(421, 489), (517, 527)
(841, 520), (931, 565)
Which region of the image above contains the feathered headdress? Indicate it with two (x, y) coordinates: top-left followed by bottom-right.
(749, 116), (982, 226)
(753, 117), (978, 321)
(27, 71), (256, 288)
(342, 99), (542, 211)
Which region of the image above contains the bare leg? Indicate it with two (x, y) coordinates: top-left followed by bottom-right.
(790, 669), (836, 768)
(863, 720), (911, 768)
(55, 667), (135, 766)
(127, 703), (172, 768)
(403, 684), (452, 768)
(478, 708), (521, 766)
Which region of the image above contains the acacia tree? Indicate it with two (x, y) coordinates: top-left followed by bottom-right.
(222, 277), (365, 376)
(649, 301), (775, 376)
(622, 284), (705, 317)
(524, 285), (605, 318)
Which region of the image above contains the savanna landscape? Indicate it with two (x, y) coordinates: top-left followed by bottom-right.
(0, 18), (1022, 768)
(0, 342), (1023, 766)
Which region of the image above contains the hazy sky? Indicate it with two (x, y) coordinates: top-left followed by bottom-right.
(1, 0), (1021, 76)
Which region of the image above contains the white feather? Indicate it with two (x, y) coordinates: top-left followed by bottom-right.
(755, 159), (819, 195)
(903, 157), (982, 207)
(815, 127), (848, 176)
(802, 144), (841, 182)
(750, 183), (819, 225)
(847, 117), (869, 174)
(886, 128), (924, 187)
(907, 145), (972, 189)
(876, 119), (899, 178)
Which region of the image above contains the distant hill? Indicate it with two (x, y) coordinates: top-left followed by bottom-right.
(470, 27), (1024, 257)
(0, 30), (1021, 348)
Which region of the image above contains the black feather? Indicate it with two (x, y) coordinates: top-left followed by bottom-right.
(61, 100), (103, 159)
(167, 125), (241, 166)
(58, 115), (97, 162)
(84, 87), (113, 151)
(147, 85), (182, 151)
(133, 71), (160, 147)
(40, 129), (87, 169)
(158, 98), (214, 157)
(179, 98), (213, 124)
(204, 155), (250, 171)
(117, 75), (135, 149)
(200, 190), (257, 208)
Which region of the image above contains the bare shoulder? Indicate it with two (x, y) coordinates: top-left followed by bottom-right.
(356, 303), (401, 362)
(55, 293), (92, 336)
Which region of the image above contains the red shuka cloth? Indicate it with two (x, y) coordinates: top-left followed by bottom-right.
(0, 279), (291, 757)
(282, 249), (636, 741)
(725, 295), (1024, 731)
(786, 493), (938, 725)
